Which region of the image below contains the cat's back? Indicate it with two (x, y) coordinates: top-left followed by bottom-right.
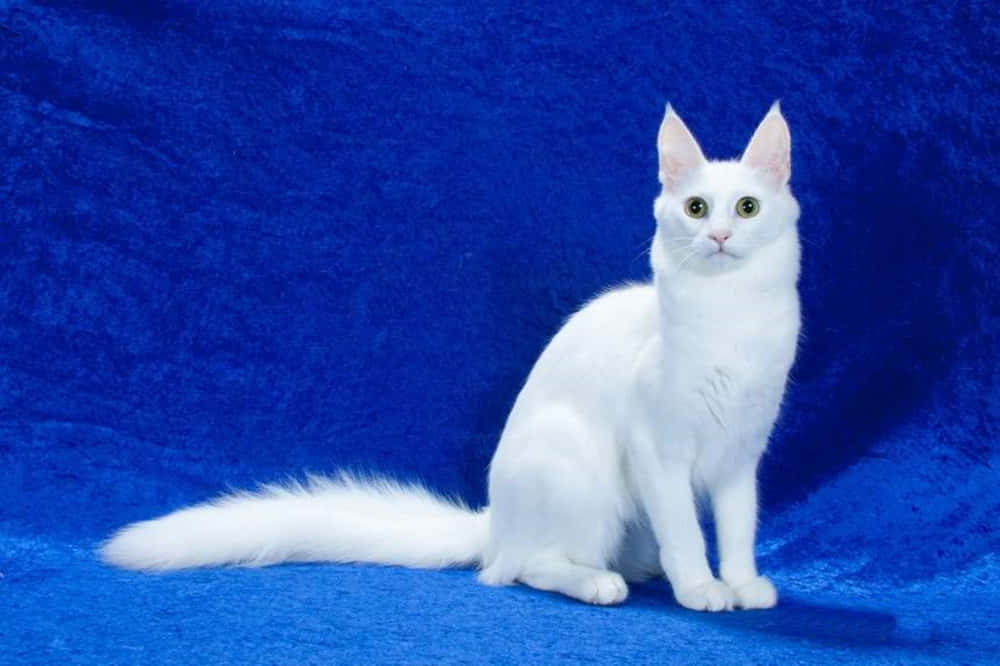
(505, 283), (659, 421)
(584, 281), (657, 333)
(544, 282), (658, 369)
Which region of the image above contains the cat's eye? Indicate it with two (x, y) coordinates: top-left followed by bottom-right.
(736, 196), (760, 218)
(684, 197), (708, 219)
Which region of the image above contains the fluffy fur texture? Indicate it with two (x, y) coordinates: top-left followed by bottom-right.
(102, 106), (800, 614)
(3, 1), (998, 663)
(101, 474), (489, 571)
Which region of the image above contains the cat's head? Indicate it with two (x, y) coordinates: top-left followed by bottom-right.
(652, 103), (800, 276)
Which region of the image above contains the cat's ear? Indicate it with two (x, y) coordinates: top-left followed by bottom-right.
(741, 101), (791, 188)
(657, 105), (706, 190)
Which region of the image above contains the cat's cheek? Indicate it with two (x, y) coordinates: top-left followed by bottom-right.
(742, 224), (778, 249)
(653, 195), (674, 223)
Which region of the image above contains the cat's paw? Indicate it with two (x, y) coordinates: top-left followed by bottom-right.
(731, 576), (777, 610)
(674, 579), (735, 612)
(578, 571), (629, 605)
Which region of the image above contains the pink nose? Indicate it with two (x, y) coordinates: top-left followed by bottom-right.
(709, 230), (731, 246)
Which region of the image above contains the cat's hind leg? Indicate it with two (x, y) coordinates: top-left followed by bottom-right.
(479, 406), (630, 605)
(517, 552), (628, 605)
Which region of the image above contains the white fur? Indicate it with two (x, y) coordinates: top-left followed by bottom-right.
(101, 104), (801, 613)
(100, 474), (488, 571)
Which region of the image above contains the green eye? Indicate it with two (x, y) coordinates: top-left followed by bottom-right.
(736, 196), (760, 218)
(685, 197), (708, 219)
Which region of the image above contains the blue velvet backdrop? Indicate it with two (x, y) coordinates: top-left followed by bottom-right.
(2, 1), (998, 663)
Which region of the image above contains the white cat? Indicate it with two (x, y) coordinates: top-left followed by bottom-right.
(101, 103), (801, 612)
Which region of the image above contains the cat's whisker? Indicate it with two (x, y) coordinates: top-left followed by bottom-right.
(631, 247), (651, 264)
(634, 233), (656, 251)
(672, 247), (701, 273)
(635, 235), (690, 264)
(677, 254), (699, 272)
(631, 233), (657, 263)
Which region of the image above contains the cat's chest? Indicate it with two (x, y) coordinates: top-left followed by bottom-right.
(671, 312), (793, 377)
(660, 306), (797, 437)
(688, 358), (776, 426)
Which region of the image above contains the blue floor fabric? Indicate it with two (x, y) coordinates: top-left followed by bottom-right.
(2, 1), (999, 663)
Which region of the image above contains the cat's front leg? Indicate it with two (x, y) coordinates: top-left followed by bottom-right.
(711, 459), (777, 610)
(628, 429), (734, 612)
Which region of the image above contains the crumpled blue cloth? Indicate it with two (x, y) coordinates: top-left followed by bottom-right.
(2, 1), (997, 663)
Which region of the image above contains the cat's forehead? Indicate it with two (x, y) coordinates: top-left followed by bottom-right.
(683, 160), (763, 195)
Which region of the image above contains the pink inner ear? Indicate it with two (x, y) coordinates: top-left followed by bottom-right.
(750, 150), (790, 185)
(742, 112), (791, 187)
(657, 111), (706, 189)
(661, 154), (699, 186)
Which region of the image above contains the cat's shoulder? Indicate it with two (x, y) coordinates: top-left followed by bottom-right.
(579, 281), (656, 315)
(557, 281), (658, 342)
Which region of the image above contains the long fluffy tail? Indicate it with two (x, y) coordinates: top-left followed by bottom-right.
(99, 474), (489, 572)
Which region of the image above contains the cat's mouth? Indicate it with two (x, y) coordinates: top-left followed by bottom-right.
(709, 248), (740, 260)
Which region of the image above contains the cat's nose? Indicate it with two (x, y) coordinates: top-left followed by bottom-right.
(709, 230), (731, 246)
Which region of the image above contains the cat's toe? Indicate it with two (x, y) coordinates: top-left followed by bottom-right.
(583, 571), (629, 605)
(674, 579), (735, 612)
(731, 576), (777, 610)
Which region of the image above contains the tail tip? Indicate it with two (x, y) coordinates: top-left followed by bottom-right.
(98, 523), (176, 572)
